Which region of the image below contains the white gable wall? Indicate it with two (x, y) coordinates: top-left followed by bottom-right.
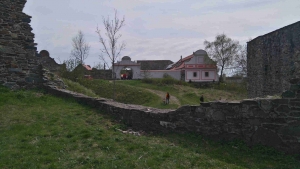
(185, 56), (204, 64)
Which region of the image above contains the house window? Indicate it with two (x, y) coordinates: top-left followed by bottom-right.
(205, 72), (209, 77)
(193, 72), (197, 77)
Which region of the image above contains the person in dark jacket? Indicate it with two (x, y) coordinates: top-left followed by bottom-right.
(200, 95), (204, 103)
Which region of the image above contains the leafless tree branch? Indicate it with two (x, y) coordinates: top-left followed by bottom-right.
(70, 30), (90, 64)
(96, 9), (126, 100)
(204, 33), (240, 82)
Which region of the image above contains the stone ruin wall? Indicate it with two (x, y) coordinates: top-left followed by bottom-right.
(43, 72), (300, 155)
(0, 0), (43, 89)
(247, 21), (300, 98)
(36, 50), (62, 72)
(45, 83), (300, 155)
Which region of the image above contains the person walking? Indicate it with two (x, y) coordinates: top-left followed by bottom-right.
(200, 95), (204, 103)
(166, 92), (170, 104)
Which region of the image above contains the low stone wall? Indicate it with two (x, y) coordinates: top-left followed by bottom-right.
(44, 84), (300, 155)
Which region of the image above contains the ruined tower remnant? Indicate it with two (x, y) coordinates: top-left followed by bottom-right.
(247, 21), (300, 98)
(0, 0), (42, 89)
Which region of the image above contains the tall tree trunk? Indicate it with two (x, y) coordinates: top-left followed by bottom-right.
(112, 60), (115, 101)
(220, 65), (224, 83)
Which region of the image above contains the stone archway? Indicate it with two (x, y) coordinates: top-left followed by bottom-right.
(120, 67), (133, 80)
(113, 56), (141, 79)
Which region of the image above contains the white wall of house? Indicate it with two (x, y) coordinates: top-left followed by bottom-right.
(183, 52), (218, 82)
(185, 69), (218, 82)
(186, 70), (200, 81)
(141, 70), (181, 79)
(201, 69), (217, 81)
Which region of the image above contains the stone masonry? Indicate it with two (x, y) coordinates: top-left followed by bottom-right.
(36, 50), (62, 72)
(0, 0), (42, 89)
(247, 21), (300, 98)
(44, 81), (300, 155)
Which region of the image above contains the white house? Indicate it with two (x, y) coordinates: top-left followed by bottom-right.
(113, 49), (219, 82)
(168, 49), (219, 82)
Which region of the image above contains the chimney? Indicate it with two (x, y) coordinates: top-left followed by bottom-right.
(181, 55), (182, 60)
(104, 63), (106, 70)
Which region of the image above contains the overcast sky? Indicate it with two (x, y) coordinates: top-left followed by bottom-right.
(23, 0), (300, 68)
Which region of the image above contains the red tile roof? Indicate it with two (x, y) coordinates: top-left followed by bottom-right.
(82, 64), (92, 70)
(170, 54), (193, 70)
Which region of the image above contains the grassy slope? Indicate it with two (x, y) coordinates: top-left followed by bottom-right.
(62, 77), (246, 109)
(76, 79), (178, 109)
(0, 86), (299, 168)
(117, 80), (247, 105)
(63, 78), (99, 98)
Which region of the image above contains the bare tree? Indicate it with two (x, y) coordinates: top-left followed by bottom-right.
(71, 30), (90, 64)
(93, 62), (104, 70)
(96, 9), (125, 100)
(63, 58), (81, 71)
(233, 44), (247, 76)
(204, 34), (240, 82)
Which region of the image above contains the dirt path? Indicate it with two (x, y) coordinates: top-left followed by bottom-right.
(146, 89), (180, 106)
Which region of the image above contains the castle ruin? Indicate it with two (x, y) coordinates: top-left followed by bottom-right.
(247, 21), (300, 98)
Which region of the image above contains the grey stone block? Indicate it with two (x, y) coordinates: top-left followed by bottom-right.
(8, 68), (22, 73)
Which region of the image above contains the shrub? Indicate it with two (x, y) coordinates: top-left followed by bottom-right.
(141, 78), (154, 84)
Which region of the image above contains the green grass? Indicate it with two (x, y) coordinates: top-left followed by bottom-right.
(70, 79), (178, 109)
(61, 74), (247, 109)
(0, 86), (299, 168)
(63, 78), (99, 97)
(118, 80), (246, 105)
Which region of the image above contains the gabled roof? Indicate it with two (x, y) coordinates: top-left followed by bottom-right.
(82, 64), (92, 70)
(169, 54), (193, 70)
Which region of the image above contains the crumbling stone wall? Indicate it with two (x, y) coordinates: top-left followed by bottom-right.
(247, 21), (300, 98)
(45, 82), (300, 155)
(0, 0), (42, 89)
(36, 50), (62, 72)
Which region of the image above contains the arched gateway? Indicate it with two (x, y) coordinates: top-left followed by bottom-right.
(113, 56), (141, 79)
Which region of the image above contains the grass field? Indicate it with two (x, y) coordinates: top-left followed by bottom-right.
(63, 78), (247, 109)
(117, 79), (247, 104)
(0, 85), (299, 168)
(70, 79), (179, 109)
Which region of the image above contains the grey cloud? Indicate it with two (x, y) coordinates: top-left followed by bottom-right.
(24, 0), (300, 68)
